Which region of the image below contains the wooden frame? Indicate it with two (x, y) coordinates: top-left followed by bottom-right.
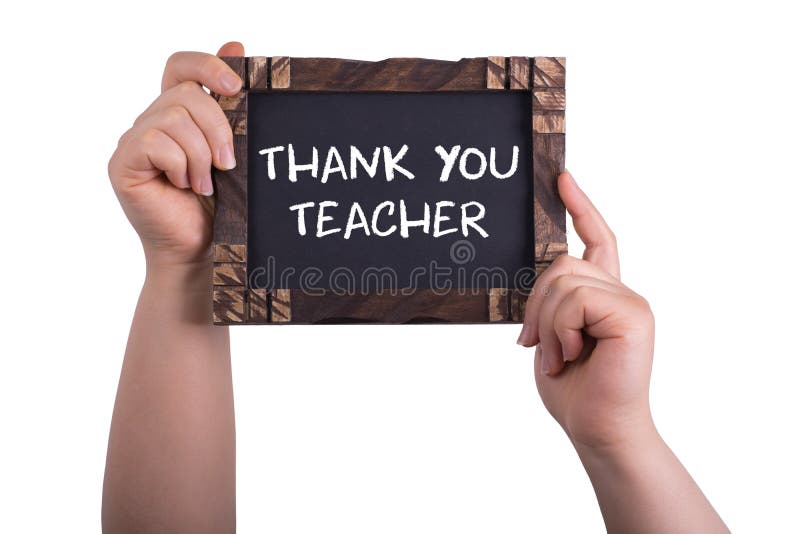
(211, 56), (567, 324)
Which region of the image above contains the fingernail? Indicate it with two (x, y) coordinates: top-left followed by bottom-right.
(538, 347), (551, 375)
(201, 175), (214, 196)
(517, 324), (530, 346)
(221, 72), (241, 93)
(220, 143), (236, 170)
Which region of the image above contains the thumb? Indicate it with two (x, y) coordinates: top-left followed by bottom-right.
(217, 41), (245, 57)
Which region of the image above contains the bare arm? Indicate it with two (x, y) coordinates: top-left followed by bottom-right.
(102, 264), (234, 532)
(102, 42), (245, 533)
(576, 428), (726, 533)
(518, 172), (728, 533)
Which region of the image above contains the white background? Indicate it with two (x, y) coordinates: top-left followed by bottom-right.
(2, 1), (798, 532)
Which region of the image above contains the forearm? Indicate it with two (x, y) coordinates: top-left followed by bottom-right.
(102, 263), (235, 533)
(575, 429), (728, 534)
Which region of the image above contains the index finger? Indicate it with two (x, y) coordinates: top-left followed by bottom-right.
(161, 51), (242, 95)
(558, 171), (621, 279)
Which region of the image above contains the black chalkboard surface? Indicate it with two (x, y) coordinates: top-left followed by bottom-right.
(247, 91), (534, 292)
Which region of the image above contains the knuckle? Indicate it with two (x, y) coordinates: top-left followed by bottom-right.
(571, 285), (594, 302)
(116, 128), (132, 148)
(533, 279), (551, 298)
(139, 128), (161, 148)
(107, 150), (120, 180)
(552, 253), (573, 270)
(550, 274), (571, 294)
(188, 142), (212, 167)
(165, 51), (192, 71)
(637, 295), (654, 317)
(164, 105), (189, 124)
(166, 51), (182, 66)
(174, 80), (197, 97)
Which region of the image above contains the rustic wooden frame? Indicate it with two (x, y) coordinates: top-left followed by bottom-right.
(211, 56), (567, 324)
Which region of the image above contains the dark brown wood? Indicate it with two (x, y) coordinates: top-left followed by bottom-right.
(218, 92), (246, 112)
(271, 56), (290, 89)
(533, 89), (566, 112)
(270, 289), (291, 322)
(223, 111), (246, 136)
(286, 57), (487, 92)
(214, 243), (246, 263)
(213, 262), (246, 286)
(211, 56), (566, 325)
(535, 242), (568, 276)
(213, 287), (246, 324)
(488, 288), (510, 322)
(533, 112), (565, 134)
(487, 56), (506, 89)
(248, 289), (269, 323)
(289, 290), (490, 324)
(212, 133), (247, 247)
(510, 290), (528, 322)
(533, 57), (566, 88)
(248, 56), (269, 89)
(508, 57), (530, 90)
(533, 134), (567, 248)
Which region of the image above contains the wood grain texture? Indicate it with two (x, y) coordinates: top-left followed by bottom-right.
(510, 290), (528, 322)
(248, 289), (269, 323)
(212, 133), (247, 247)
(535, 242), (568, 263)
(508, 57), (530, 90)
(198, 194), (215, 218)
(213, 262), (247, 286)
(533, 57), (566, 88)
(287, 57), (487, 91)
(533, 134), (567, 247)
(248, 56), (268, 89)
(533, 112), (565, 134)
(270, 289), (292, 322)
(224, 111), (247, 135)
(271, 56), (291, 88)
(487, 56), (506, 89)
(533, 89), (566, 111)
(289, 290), (490, 324)
(213, 287), (246, 324)
(488, 288), (510, 322)
(214, 243), (246, 263)
(535, 242), (568, 276)
(218, 91), (247, 112)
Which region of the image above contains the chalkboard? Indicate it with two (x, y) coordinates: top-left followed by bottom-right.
(247, 90), (534, 292)
(211, 56), (567, 325)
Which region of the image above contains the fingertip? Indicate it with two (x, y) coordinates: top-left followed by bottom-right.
(219, 70), (242, 94)
(557, 170), (575, 191)
(217, 41), (245, 57)
(215, 43), (245, 94)
(558, 170), (585, 213)
(517, 323), (533, 347)
(541, 348), (565, 377)
(218, 142), (237, 170)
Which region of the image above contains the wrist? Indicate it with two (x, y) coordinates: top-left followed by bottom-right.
(572, 420), (663, 470)
(143, 260), (213, 299)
